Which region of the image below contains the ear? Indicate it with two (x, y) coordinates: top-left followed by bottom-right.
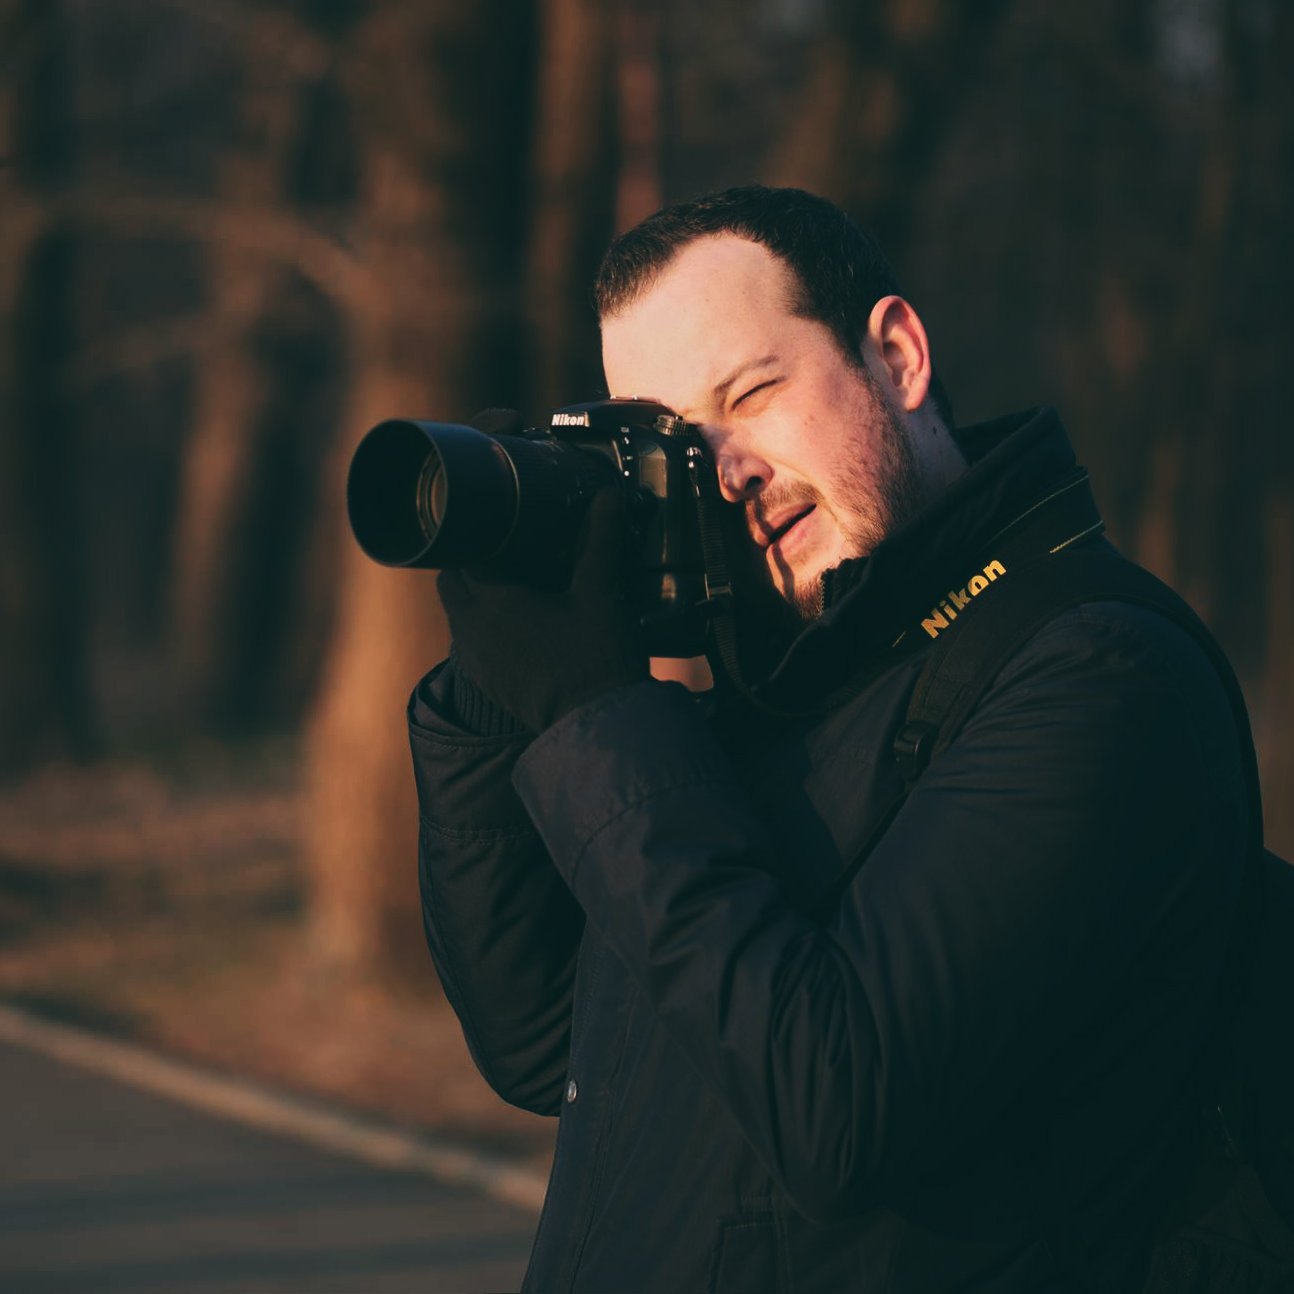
(863, 295), (933, 414)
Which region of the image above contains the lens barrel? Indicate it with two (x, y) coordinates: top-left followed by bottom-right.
(347, 418), (615, 579)
(347, 420), (521, 568)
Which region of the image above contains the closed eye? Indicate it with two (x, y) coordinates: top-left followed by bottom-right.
(733, 378), (779, 409)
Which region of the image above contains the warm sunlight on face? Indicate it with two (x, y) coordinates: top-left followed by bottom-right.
(601, 235), (924, 617)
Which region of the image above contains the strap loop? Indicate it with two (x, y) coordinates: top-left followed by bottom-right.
(893, 720), (938, 783)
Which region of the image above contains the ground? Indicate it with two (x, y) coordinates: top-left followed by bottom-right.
(0, 746), (555, 1175)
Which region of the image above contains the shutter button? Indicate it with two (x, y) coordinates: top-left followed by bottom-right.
(565, 1078), (578, 1104)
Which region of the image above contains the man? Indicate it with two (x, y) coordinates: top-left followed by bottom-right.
(408, 186), (1246, 1292)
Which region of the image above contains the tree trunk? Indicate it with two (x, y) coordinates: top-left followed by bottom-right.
(524, 0), (617, 414)
(302, 0), (537, 985)
(770, 0), (1011, 258)
(613, 0), (663, 235)
(168, 130), (295, 724)
(0, 77), (49, 771)
(0, 0), (96, 771)
(167, 13), (330, 727)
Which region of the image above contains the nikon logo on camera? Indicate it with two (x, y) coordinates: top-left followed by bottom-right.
(551, 412), (591, 427)
(921, 559), (1007, 638)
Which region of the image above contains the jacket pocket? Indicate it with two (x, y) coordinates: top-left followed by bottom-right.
(709, 1210), (787, 1294)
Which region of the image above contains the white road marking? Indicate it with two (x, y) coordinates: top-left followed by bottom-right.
(0, 1001), (548, 1212)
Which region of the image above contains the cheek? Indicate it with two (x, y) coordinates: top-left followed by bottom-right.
(761, 404), (835, 481)
(803, 432), (865, 514)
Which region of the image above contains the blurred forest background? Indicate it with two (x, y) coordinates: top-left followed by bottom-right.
(1, 0), (1291, 1145)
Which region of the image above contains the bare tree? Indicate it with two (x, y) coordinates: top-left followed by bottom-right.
(771, 0), (1011, 260)
(612, 0), (663, 235)
(302, 0), (538, 983)
(525, 0), (617, 414)
(166, 7), (332, 724)
(0, 0), (97, 770)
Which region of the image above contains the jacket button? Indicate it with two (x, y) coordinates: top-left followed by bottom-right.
(565, 1078), (578, 1104)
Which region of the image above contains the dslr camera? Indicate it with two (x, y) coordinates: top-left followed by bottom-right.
(346, 398), (739, 658)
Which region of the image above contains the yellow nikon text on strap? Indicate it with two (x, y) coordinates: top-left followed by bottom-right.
(921, 560), (1007, 638)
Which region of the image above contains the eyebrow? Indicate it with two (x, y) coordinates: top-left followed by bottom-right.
(712, 353), (778, 403)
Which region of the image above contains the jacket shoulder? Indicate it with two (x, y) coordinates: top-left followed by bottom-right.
(995, 595), (1237, 703)
(963, 596), (1246, 797)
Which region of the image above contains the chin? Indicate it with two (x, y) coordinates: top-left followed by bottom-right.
(786, 574), (827, 622)
(766, 552), (828, 621)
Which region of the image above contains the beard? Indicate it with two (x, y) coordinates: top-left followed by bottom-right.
(755, 370), (929, 621)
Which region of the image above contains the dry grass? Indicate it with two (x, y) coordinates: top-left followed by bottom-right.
(0, 748), (555, 1173)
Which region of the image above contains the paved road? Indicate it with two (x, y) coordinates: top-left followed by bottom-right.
(0, 1039), (536, 1293)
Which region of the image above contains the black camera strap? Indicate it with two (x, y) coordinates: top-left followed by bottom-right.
(685, 449), (757, 703)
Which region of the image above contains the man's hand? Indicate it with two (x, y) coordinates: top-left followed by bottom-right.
(438, 486), (650, 734)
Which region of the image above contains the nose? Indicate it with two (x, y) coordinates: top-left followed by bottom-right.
(706, 430), (772, 504)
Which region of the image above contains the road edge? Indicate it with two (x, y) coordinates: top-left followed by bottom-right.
(0, 1000), (548, 1213)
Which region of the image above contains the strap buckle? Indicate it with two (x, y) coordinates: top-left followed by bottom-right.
(893, 720), (938, 783)
(703, 576), (733, 607)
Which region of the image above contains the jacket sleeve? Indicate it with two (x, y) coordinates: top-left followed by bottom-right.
(409, 658), (584, 1116)
(509, 604), (1249, 1217)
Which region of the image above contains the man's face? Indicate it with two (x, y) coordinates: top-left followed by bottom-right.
(601, 235), (926, 618)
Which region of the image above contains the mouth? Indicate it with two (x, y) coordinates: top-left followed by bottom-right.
(759, 504), (816, 552)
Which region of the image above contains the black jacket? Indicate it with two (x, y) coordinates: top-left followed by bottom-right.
(408, 408), (1247, 1293)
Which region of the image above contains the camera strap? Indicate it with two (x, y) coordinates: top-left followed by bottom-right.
(685, 449), (762, 706)
(689, 462), (1107, 720)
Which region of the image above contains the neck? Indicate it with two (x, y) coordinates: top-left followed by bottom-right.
(910, 408), (969, 502)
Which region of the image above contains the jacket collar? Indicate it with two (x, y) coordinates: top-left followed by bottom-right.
(747, 407), (1087, 704)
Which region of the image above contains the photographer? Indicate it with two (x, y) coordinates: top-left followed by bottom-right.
(405, 187), (1248, 1292)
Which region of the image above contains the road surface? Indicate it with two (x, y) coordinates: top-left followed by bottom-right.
(0, 1037), (537, 1293)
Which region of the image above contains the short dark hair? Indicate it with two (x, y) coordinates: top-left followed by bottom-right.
(594, 185), (955, 428)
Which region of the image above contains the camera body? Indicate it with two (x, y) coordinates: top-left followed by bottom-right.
(347, 398), (728, 657)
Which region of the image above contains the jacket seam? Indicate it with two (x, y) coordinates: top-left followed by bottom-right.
(421, 880), (566, 1114)
(419, 812), (538, 844)
(566, 774), (731, 881)
(408, 722), (534, 754)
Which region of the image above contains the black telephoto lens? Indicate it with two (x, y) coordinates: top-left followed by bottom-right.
(346, 418), (614, 579)
(347, 420), (523, 569)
